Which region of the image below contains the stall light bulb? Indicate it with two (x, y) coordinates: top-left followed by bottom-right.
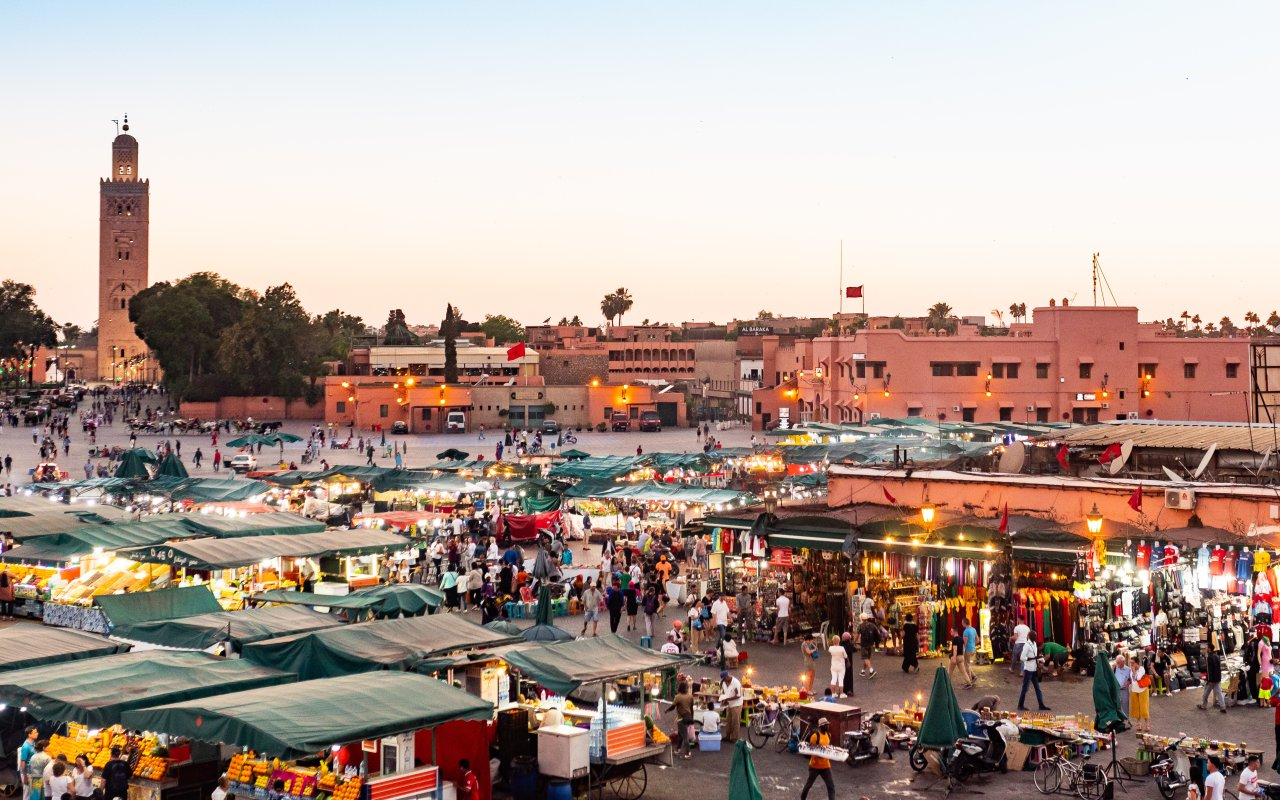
(19, 706), (27, 713)
(0, 704), (6, 711)
(608, 689), (618, 702)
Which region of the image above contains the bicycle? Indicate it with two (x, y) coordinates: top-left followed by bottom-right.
(1032, 743), (1108, 800)
(745, 702), (810, 752)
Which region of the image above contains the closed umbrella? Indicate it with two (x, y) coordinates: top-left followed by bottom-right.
(531, 547), (559, 583)
(1092, 651), (1129, 734)
(157, 453), (189, 479)
(727, 740), (764, 800)
(916, 666), (967, 749)
(521, 585), (573, 642)
(113, 450), (152, 480)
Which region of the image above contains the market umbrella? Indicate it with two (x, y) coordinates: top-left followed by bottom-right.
(531, 547), (559, 583)
(156, 452), (189, 479)
(1092, 651), (1129, 734)
(521, 586), (574, 643)
(436, 448), (470, 460)
(916, 666), (967, 749)
(266, 433), (304, 444)
(224, 434), (269, 448)
(484, 620), (523, 636)
(113, 450), (153, 480)
(561, 449), (591, 460)
(727, 740), (764, 800)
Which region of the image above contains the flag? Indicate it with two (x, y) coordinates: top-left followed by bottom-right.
(882, 486), (897, 504)
(998, 503), (1009, 533)
(506, 342), (527, 361)
(1056, 444), (1070, 470)
(845, 286), (864, 298)
(1098, 443), (1123, 464)
(1128, 485), (1143, 512)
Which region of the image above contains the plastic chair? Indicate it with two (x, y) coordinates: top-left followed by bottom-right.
(818, 621), (830, 649)
(1027, 745), (1049, 765)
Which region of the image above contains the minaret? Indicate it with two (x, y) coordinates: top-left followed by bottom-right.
(97, 115), (152, 382)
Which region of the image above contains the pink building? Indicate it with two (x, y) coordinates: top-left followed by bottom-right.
(753, 305), (1249, 429)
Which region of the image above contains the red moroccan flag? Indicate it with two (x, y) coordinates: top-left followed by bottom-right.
(1098, 443), (1123, 464)
(1056, 444), (1070, 470)
(506, 342), (527, 361)
(882, 486), (897, 504)
(998, 503), (1009, 533)
(845, 286), (864, 298)
(1128, 485), (1143, 512)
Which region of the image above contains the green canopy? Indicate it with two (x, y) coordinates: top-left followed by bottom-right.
(241, 613), (523, 680)
(0, 626), (127, 672)
(157, 453), (189, 479)
(562, 480), (753, 506)
(0, 650), (294, 728)
(252, 584), (442, 617)
(121, 671), (492, 759)
(224, 434), (274, 448)
(111, 605), (342, 650)
(116, 529), (410, 570)
(916, 666), (967, 749)
(181, 511), (325, 538)
(436, 448), (471, 460)
(168, 478), (269, 503)
(521, 495), (562, 514)
(560, 449), (591, 460)
(498, 635), (695, 696)
(727, 740), (764, 800)
(269, 433), (304, 444)
(0, 505), (132, 542)
(96, 584), (224, 627)
(548, 455), (650, 480)
(522, 585), (573, 642)
(1092, 651), (1129, 734)
(114, 450), (153, 480)
(484, 620), (522, 636)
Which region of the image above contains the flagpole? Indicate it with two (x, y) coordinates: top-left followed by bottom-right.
(838, 240), (844, 318)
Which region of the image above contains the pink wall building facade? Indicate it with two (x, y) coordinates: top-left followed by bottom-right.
(753, 306), (1249, 429)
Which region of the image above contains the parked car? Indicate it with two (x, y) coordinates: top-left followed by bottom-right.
(228, 454), (258, 473)
(541, 420), (561, 435)
(611, 411), (631, 432)
(445, 410), (466, 433)
(639, 411), (662, 432)
(391, 420), (409, 434)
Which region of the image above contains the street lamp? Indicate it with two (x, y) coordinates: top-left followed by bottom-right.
(1085, 503), (1104, 536)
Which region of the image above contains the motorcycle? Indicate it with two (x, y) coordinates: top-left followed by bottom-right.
(562, 431), (578, 444)
(1150, 737), (1191, 800)
(842, 714), (889, 767)
(944, 719), (1008, 782)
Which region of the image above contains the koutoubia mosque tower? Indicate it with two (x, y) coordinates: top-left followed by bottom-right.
(96, 116), (153, 381)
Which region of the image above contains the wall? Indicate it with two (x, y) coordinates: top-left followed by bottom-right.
(538, 350), (609, 386)
(179, 396), (324, 420)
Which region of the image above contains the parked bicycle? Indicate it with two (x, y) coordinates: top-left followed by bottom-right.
(1032, 743), (1109, 800)
(745, 701), (811, 753)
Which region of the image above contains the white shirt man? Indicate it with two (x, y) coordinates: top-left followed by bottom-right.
(711, 596), (731, 628)
(1204, 759), (1225, 800)
(1237, 757), (1261, 800)
(1011, 622), (1031, 673)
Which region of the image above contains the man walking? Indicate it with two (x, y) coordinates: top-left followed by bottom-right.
(961, 618), (978, 686)
(1017, 631), (1051, 711)
(858, 613), (879, 679)
(773, 589), (791, 645)
(1010, 618), (1030, 673)
(717, 669), (743, 743)
(1198, 645), (1228, 713)
(581, 581), (603, 637)
(799, 718), (836, 800)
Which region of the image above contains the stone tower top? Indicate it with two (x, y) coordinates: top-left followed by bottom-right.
(111, 115), (139, 181)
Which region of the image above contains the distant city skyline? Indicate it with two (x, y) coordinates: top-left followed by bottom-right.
(3, 2), (1277, 330)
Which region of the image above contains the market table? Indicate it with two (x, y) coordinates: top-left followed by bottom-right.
(794, 701), (861, 740)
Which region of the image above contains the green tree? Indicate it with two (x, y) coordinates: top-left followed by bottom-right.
(1268, 311), (1280, 331)
(480, 314), (525, 345)
(382, 309), (417, 345)
(888, 315), (906, 329)
(926, 302), (955, 333)
(613, 287), (634, 325)
(130, 272), (249, 399)
(60, 323), (83, 348)
(216, 284), (318, 399)
(316, 309), (366, 361)
(557, 316), (569, 326)
(441, 303), (462, 383)
(569, 315), (583, 326)
(0, 280), (58, 385)
(757, 310), (775, 320)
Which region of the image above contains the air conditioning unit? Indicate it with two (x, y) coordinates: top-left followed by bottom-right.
(1165, 489), (1196, 510)
(1101, 403), (1110, 409)
(868, 412), (882, 420)
(1026, 405), (1035, 412)
(952, 405), (961, 412)
(1126, 411), (1139, 420)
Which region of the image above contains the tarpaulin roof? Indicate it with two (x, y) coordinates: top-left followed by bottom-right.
(497, 635), (695, 696)
(241, 613), (522, 680)
(252, 583), (442, 616)
(96, 584), (226, 627)
(120, 671), (492, 759)
(0, 650), (295, 728)
(562, 479), (753, 507)
(262, 465), (394, 487)
(0, 626), (128, 672)
(111, 605), (342, 650)
(548, 455), (650, 480)
(116, 529), (410, 569)
(0, 505), (132, 541)
(181, 512), (325, 538)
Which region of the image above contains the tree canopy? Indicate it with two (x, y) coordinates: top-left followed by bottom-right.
(0, 281), (58, 359)
(383, 309), (417, 345)
(480, 314), (525, 345)
(600, 288), (635, 326)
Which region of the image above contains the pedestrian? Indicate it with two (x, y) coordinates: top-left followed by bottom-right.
(667, 681), (696, 759)
(1199, 645), (1228, 713)
(710, 592), (730, 645)
(623, 581), (639, 631)
(735, 587), (754, 644)
(773, 588), (791, 645)
(1204, 756), (1225, 800)
(1010, 618), (1030, 674)
(642, 585), (660, 638)
(717, 669), (743, 743)
(800, 633), (819, 690)
(17, 727), (37, 800)
(212, 449), (222, 473)
(1113, 654), (1132, 716)
(828, 635), (849, 698)
(581, 581), (603, 637)
(606, 580), (625, 633)
(0, 566), (16, 619)
(1239, 754), (1262, 800)
(71, 756), (95, 800)
(949, 627), (968, 688)
(857, 613), (879, 679)
(457, 759), (480, 800)
(26, 740), (50, 800)
(687, 601), (703, 652)
(1130, 654), (1151, 732)
(1017, 631), (1051, 711)
(799, 718), (836, 800)
(961, 618), (978, 687)
(901, 612), (920, 673)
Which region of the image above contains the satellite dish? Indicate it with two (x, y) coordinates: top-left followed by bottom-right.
(997, 444), (1026, 474)
(1193, 443), (1218, 479)
(1107, 439), (1135, 476)
(1162, 466), (1183, 482)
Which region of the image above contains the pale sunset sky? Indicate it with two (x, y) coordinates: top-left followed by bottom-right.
(3, 2), (1277, 330)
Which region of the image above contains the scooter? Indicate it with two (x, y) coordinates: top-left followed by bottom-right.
(843, 714), (890, 767)
(945, 719), (1007, 782)
(1150, 736), (1190, 800)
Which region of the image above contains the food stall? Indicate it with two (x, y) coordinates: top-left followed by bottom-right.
(0, 625), (127, 671)
(239, 613), (523, 681)
(108, 605), (342, 653)
(497, 636), (696, 800)
(120, 672), (495, 800)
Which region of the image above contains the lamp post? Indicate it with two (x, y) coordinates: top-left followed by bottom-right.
(1085, 503), (1104, 536)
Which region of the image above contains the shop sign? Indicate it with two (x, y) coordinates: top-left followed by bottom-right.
(362, 740), (379, 753)
(739, 325), (773, 336)
(770, 547), (793, 567)
(778, 408), (790, 429)
(1074, 393), (1097, 401)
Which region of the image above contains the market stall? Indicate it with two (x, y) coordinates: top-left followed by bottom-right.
(109, 605), (342, 652)
(0, 625), (127, 672)
(121, 672), (495, 800)
(251, 582), (442, 619)
(240, 612), (523, 680)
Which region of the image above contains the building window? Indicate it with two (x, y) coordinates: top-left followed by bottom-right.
(1119, 342), (1125, 350)
(907, 406), (922, 417)
(1036, 407), (1050, 423)
(999, 407), (1013, 421)
(1036, 363), (1049, 379)
(1138, 363), (1157, 380)
(1227, 363), (1239, 379)
(1184, 363), (1197, 379)
(1079, 363), (1093, 380)
(931, 362), (954, 377)
(961, 407), (976, 422)
(336, 401), (346, 413)
(992, 363), (1019, 379)
(379, 404), (389, 417)
(1119, 390), (1126, 400)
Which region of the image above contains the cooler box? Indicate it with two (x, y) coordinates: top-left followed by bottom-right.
(698, 733), (722, 752)
(537, 725), (590, 779)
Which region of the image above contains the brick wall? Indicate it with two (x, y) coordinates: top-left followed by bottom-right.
(540, 352), (610, 386)
(179, 396), (324, 420)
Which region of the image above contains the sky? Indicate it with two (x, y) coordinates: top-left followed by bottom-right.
(3, 2), (1278, 331)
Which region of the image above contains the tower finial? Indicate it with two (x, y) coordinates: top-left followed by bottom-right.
(122, 114), (129, 133)
(112, 119), (120, 135)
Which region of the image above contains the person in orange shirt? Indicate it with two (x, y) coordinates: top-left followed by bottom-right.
(801, 718), (835, 800)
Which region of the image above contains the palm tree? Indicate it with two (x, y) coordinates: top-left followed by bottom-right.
(613, 287), (634, 325)
(60, 323), (82, 348)
(990, 309), (1005, 328)
(1008, 302), (1020, 323)
(1191, 314), (1202, 331)
(1219, 316), (1236, 336)
(1269, 311), (1280, 331)
(600, 292), (619, 326)
(1178, 311), (1190, 331)
(569, 315), (582, 326)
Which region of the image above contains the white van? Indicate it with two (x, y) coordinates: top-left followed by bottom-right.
(445, 410), (466, 433)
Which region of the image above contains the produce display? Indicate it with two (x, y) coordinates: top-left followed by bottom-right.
(46, 729), (170, 780)
(3, 564), (60, 600)
(228, 753), (361, 800)
(55, 559), (163, 606)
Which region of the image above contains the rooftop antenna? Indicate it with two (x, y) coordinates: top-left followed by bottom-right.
(112, 119), (120, 135)
(1091, 253), (1120, 306)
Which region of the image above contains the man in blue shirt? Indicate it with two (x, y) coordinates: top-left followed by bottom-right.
(16, 727), (37, 800)
(961, 620), (978, 687)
